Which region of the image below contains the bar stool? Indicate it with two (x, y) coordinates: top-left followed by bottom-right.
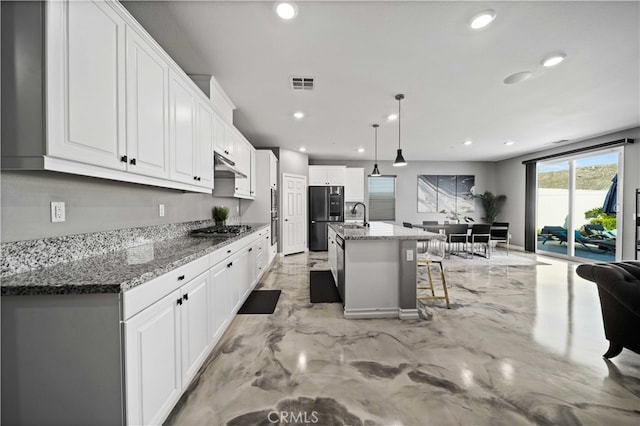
(416, 238), (450, 309)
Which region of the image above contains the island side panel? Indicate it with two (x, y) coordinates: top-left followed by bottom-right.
(344, 239), (400, 318)
(1, 293), (124, 426)
(399, 239), (419, 319)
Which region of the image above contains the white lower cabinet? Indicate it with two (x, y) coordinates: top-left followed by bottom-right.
(124, 289), (182, 426)
(180, 272), (211, 386)
(124, 228), (274, 425)
(208, 260), (232, 342)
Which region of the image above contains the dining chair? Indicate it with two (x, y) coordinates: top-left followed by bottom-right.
(416, 238), (450, 308)
(446, 224), (469, 258)
(470, 224), (491, 258)
(490, 222), (510, 255)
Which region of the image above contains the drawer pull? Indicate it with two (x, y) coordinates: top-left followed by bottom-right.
(177, 275), (185, 281)
(248, 248), (253, 252)
(227, 250), (232, 254)
(227, 262), (233, 268)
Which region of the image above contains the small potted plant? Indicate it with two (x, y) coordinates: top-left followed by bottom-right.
(213, 206), (229, 226)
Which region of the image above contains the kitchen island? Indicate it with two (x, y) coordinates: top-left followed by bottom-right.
(328, 222), (445, 320)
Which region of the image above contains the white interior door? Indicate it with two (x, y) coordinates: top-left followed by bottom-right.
(282, 173), (307, 255)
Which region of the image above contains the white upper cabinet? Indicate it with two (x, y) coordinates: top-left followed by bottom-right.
(3, 0), (227, 193)
(125, 26), (169, 179)
(233, 134), (252, 199)
(169, 70), (197, 185)
(344, 168), (365, 202)
(195, 100), (214, 189)
(47, 0), (127, 170)
(213, 114), (234, 162)
(250, 145), (257, 197)
(309, 166), (346, 186)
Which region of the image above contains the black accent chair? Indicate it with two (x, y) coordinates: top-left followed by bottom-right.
(575, 261), (640, 358)
(446, 224), (469, 258)
(491, 222), (510, 255)
(470, 224), (491, 258)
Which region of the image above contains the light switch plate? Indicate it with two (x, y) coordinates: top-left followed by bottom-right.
(406, 249), (414, 262)
(51, 202), (65, 223)
(159, 204), (165, 217)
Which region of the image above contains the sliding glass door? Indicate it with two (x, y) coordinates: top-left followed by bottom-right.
(536, 150), (620, 261)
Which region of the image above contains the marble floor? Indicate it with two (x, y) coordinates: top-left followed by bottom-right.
(166, 251), (640, 426)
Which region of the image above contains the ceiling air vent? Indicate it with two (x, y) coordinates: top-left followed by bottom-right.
(290, 77), (315, 91)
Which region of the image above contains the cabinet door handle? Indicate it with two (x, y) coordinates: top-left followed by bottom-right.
(249, 248), (253, 252)
(177, 297), (183, 306)
(227, 250), (232, 254)
(227, 262), (233, 268)
(177, 275), (185, 281)
(120, 155), (128, 163)
(193, 176), (198, 180)
(183, 293), (189, 301)
(130, 158), (136, 165)
(197, 177), (201, 181)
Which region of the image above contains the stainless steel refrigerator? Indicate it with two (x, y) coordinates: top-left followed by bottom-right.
(309, 186), (344, 251)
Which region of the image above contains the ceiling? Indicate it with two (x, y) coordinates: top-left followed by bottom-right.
(122, 1), (640, 162)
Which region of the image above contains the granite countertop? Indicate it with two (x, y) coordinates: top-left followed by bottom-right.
(330, 222), (446, 241)
(1, 224), (269, 296)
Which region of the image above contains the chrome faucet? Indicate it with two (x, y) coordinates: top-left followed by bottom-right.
(351, 202), (369, 227)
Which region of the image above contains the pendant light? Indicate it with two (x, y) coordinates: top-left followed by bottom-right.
(371, 124), (381, 176)
(393, 93), (407, 167)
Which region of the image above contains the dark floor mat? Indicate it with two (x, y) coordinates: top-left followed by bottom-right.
(238, 290), (281, 314)
(310, 270), (342, 303)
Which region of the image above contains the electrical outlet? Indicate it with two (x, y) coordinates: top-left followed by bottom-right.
(51, 202), (65, 223)
(406, 249), (414, 262)
(159, 204), (165, 217)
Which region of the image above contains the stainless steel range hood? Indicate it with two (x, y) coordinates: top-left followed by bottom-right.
(214, 153), (247, 179)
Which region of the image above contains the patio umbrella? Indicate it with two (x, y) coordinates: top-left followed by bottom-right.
(602, 174), (617, 215)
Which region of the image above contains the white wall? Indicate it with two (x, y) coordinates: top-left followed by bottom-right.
(0, 171), (239, 242)
(496, 127), (640, 258)
(537, 189), (609, 230)
(309, 159), (497, 225)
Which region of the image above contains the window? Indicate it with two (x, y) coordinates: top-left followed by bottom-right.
(368, 176), (396, 221)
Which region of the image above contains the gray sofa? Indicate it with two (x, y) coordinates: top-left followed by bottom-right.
(576, 261), (640, 358)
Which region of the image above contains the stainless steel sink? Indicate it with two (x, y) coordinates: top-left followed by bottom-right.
(341, 223), (365, 229)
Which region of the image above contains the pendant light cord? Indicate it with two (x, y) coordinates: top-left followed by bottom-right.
(398, 97), (401, 149)
(374, 125), (378, 162)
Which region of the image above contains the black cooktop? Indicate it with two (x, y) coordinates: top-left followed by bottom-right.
(190, 225), (252, 237)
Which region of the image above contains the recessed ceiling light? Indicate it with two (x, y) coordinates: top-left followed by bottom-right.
(293, 111), (304, 119)
(504, 141), (515, 146)
(541, 53), (567, 67)
(387, 114), (398, 121)
(299, 147), (306, 152)
(357, 148), (365, 153)
(463, 140), (473, 146)
(275, 2), (297, 20)
(470, 9), (496, 29)
(503, 71), (533, 85)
